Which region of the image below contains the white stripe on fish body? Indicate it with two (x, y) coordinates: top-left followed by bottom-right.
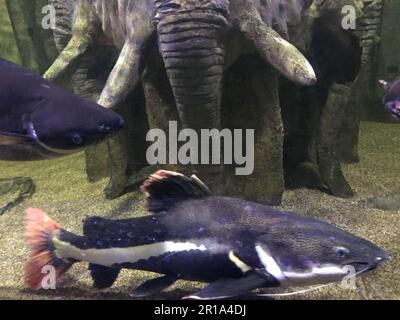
(255, 243), (347, 287)
(255, 244), (285, 282)
(53, 237), (208, 267)
(282, 265), (347, 286)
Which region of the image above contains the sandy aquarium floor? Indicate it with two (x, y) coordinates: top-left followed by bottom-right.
(0, 121), (399, 300)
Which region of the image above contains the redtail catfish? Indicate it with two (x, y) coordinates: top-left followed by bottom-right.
(24, 171), (388, 299)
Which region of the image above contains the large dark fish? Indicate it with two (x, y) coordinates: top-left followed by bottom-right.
(0, 59), (124, 161)
(380, 79), (400, 120)
(24, 171), (388, 299)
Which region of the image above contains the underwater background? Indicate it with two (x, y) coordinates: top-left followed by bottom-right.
(0, 0), (399, 300)
(0, 1), (19, 63)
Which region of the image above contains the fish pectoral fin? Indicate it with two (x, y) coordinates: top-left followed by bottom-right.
(253, 269), (281, 286)
(89, 264), (121, 289)
(130, 274), (178, 298)
(183, 273), (268, 300)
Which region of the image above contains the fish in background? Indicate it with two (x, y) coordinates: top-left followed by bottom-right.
(0, 59), (124, 161)
(379, 79), (400, 120)
(24, 170), (388, 300)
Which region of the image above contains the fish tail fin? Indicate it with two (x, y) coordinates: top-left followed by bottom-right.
(24, 208), (73, 290)
(141, 170), (212, 213)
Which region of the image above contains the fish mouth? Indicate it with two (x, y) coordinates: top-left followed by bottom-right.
(23, 116), (78, 156)
(351, 256), (389, 275)
(351, 262), (377, 275)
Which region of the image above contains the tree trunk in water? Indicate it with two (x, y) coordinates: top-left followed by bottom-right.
(223, 55), (285, 205)
(317, 83), (355, 198)
(5, 0), (56, 73)
(336, 81), (361, 164)
(157, 7), (227, 193)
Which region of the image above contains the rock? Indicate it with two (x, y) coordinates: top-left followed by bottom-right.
(366, 194), (400, 211)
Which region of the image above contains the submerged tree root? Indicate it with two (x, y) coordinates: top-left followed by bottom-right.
(0, 177), (35, 215)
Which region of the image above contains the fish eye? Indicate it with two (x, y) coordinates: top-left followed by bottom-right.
(334, 246), (350, 258)
(72, 133), (83, 145)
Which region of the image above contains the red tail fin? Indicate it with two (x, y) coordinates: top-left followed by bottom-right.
(24, 208), (72, 290)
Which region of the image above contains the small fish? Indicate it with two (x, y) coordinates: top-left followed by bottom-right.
(379, 79), (400, 120)
(24, 171), (388, 300)
(0, 59), (124, 161)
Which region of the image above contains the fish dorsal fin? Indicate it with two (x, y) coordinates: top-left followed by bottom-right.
(141, 170), (212, 213)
